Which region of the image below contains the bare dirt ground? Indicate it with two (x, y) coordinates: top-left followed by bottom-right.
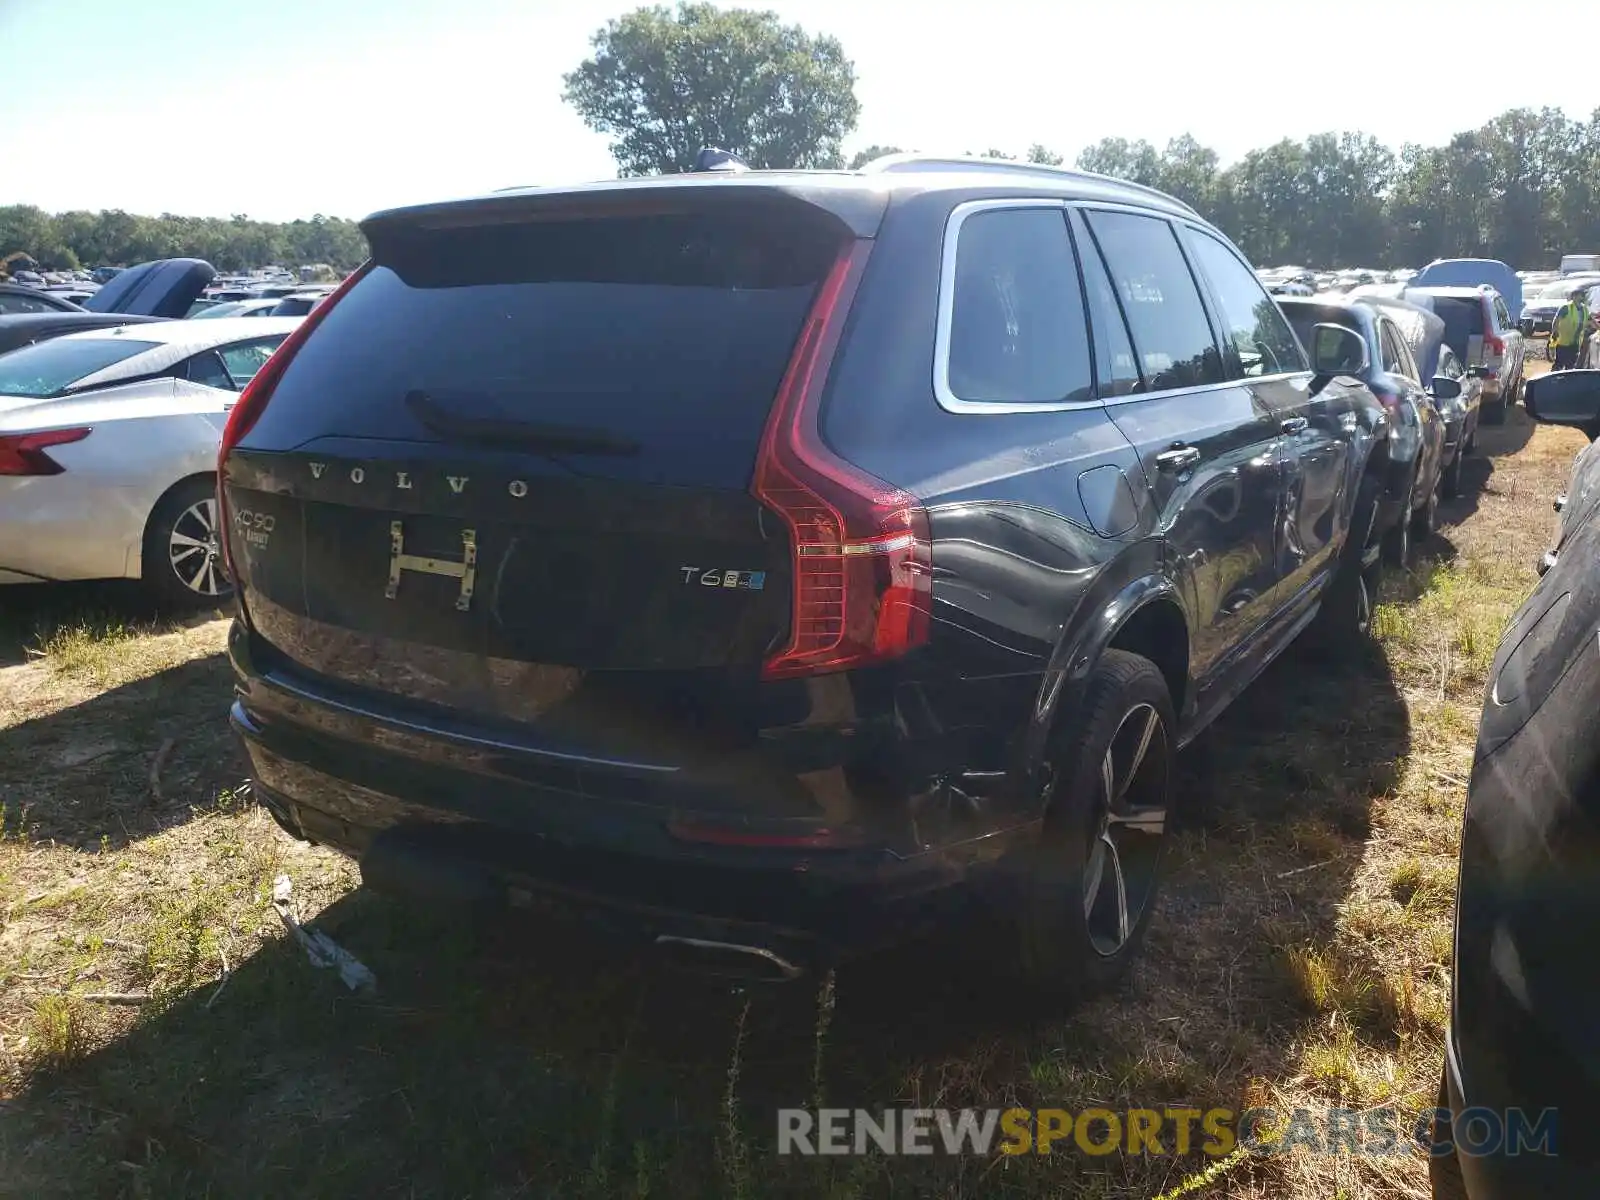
(0, 370), (1581, 1199)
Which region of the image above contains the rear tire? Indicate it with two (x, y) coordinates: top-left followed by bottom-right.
(1413, 479), (1440, 542)
(1010, 650), (1174, 1005)
(1382, 479), (1413, 567)
(1484, 396), (1508, 425)
(142, 477), (232, 609)
(1306, 479), (1380, 654)
(1441, 449), (1464, 500)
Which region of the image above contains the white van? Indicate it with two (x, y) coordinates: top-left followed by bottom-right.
(1560, 253), (1600, 275)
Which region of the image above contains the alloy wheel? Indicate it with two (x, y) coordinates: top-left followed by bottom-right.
(167, 498), (227, 598)
(1082, 702), (1170, 957)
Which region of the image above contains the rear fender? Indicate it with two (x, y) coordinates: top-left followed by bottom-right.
(1019, 554), (1190, 815)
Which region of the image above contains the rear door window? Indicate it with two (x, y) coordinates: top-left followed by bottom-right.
(245, 209), (843, 491)
(219, 337), (284, 387)
(1378, 323), (1404, 376)
(1082, 209), (1223, 392)
(1380, 321), (1420, 382)
(942, 205), (1093, 406)
(1182, 228), (1306, 378)
(184, 350), (234, 389)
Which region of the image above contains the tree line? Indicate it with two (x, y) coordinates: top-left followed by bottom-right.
(564, 5), (1600, 270)
(7, 4), (1596, 274)
(0, 206), (367, 273)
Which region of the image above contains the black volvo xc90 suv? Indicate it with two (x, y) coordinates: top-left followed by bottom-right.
(217, 153), (1390, 998)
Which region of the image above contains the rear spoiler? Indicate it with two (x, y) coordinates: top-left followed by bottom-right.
(361, 175), (889, 252)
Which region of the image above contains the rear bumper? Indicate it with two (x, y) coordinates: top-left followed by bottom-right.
(226, 616), (1029, 971)
(234, 703), (984, 972)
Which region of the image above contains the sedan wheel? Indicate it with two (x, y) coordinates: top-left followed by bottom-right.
(143, 478), (233, 608)
(169, 498), (227, 598)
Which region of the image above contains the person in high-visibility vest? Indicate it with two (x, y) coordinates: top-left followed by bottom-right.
(1551, 287), (1590, 371)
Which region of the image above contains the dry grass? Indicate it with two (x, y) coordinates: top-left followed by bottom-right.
(0, 391), (1584, 1199)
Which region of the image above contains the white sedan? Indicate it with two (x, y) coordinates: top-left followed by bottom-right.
(0, 317), (301, 604)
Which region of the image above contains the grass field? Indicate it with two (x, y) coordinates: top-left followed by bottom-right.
(0, 375), (1581, 1199)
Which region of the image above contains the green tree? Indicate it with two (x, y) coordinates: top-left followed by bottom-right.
(847, 144), (904, 169)
(1075, 137), (1162, 187)
(1219, 139), (1309, 265)
(1156, 134), (1220, 212)
(563, 3), (860, 175)
(1026, 143), (1064, 166)
(0, 205), (55, 261)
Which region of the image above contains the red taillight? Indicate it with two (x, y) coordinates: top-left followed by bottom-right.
(751, 241), (932, 680)
(216, 261), (371, 579)
(0, 427), (91, 476)
(1485, 334), (1505, 357)
(218, 261), (371, 467)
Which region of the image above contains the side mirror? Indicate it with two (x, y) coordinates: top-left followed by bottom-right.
(1430, 375), (1462, 401)
(1308, 324), (1368, 395)
(1525, 369), (1600, 437)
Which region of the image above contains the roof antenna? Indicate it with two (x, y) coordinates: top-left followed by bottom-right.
(692, 148), (750, 173)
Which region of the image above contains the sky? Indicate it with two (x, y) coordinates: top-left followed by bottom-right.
(3, 0), (1595, 222)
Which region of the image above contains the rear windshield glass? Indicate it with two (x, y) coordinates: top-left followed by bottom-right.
(248, 210), (840, 490)
(1429, 298), (1484, 358)
(0, 337), (159, 398)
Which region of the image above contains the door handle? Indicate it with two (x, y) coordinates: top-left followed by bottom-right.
(1280, 416), (1308, 434)
(1154, 444), (1201, 473)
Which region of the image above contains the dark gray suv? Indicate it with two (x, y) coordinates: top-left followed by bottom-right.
(217, 154), (1392, 998)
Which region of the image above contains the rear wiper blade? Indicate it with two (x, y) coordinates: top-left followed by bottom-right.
(405, 389), (640, 456)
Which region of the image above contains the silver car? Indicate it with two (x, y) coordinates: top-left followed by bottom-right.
(0, 317), (301, 604)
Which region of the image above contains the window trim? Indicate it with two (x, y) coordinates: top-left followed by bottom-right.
(932, 198), (1098, 415)
(933, 198), (1312, 416)
(1069, 206), (1144, 399)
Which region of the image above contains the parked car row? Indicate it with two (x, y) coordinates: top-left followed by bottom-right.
(1272, 279), (1521, 568)
(0, 257), (305, 601)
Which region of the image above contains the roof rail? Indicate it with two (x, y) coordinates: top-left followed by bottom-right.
(855, 153), (1199, 216)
